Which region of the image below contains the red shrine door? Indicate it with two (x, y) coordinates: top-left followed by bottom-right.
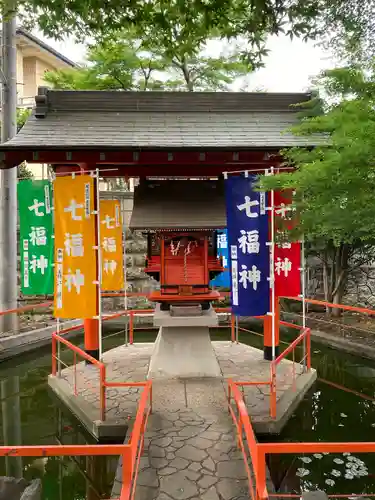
(162, 234), (208, 295)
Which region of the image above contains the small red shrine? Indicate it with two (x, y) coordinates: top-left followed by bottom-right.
(130, 179), (226, 309)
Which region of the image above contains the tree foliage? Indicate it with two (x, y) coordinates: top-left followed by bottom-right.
(44, 29), (251, 91)
(3, 0), (375, 65)
(260, 66), (375, 245)
(259, 64), (375, 307)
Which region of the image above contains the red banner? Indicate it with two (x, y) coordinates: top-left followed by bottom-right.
(273, 190), (301, 298)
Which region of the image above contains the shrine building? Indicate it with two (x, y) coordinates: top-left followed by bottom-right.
(0, 88), (317, 361)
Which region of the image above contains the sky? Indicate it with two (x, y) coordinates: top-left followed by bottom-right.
(38, 31), (336, 93)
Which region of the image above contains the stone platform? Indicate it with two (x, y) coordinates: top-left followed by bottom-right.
(48, 341), (316, 440)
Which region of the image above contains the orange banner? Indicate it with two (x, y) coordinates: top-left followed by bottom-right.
(54, 175), (98, 318)
(100, 200), (124, 291)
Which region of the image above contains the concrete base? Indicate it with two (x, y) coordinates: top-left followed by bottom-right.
(153, 304), (218, 328)
(48, 373), (129, 442)
(147, 326), (222, 379)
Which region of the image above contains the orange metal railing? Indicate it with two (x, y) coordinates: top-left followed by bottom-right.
(51, 310), (153, 422)
(228, 379), (375, 500)
(231, 322), (311, 419)
(228, 379), (261, 500)
(282, 296), (375, 316)
(0, 380), (152, 500)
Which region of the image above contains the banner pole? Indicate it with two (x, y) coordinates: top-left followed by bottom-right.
(57, 318), (61, 376)
(301, 237), (307, 370)
(123, 210), (128, 347)
(270, 166), (276, 360)
(96, 169), (103, 360)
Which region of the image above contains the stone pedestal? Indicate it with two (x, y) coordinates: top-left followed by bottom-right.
(147, 326), (222, 379)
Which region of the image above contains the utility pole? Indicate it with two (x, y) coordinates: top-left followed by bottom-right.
(0, 0), (18, 333)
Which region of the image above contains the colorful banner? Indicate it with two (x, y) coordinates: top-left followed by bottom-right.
(274, 190), (301, 297)
(225, 175), (269, 316)
(18, 180), (54, 295)
(53, 175), (98, 318)
(210, 230), (230, 288)
(100, 200), (124, 291)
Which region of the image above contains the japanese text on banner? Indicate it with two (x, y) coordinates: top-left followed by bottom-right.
(53, 175), (98, 318)
(273, 190), (301, 297)
(210, 230), (230, 288)
(100, 200), (124, 291)
(225, 175), (269, 316)
(18, 180), (54, 295)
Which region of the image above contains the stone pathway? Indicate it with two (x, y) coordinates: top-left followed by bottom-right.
(110, 378), (276, 500)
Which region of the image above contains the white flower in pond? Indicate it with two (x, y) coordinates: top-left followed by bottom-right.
(299, 457), (313, 464)
(313, 454), (323, 459)
(325, 479), (335, 486)
(296, 468), (310, 477)
(340, 413), (348, 417)
(356, 469), (369, 477)
(338, 424), (345, 427)
(343, 452), (351, 456)
(371, 423), (375, 427)
(331, 469), (341, 477)
(323, 452), (330, 455)
(345, 472), (354, 480)
(333, 458), (345, 465)
(347, 456), (356, 461)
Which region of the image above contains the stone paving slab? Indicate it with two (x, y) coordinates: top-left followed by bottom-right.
(48, 341), (316, 438)
(111, 407), (260, 500)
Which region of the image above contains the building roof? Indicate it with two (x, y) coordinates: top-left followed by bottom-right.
(130, 180), (226, 230)
(16, 28), (77, 68)
(0, 88), (319, 151)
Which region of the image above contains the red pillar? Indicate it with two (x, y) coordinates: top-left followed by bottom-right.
(263, 295), (280, 360)
(84, 319), (99, 359)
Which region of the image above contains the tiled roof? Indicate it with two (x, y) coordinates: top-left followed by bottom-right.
(130, 180), (226, 230)
(0, 88), (318, 150)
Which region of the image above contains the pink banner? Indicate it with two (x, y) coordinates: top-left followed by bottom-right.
(273, 191), (301, 298)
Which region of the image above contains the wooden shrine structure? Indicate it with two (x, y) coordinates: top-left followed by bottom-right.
(0, 88), (316, 360)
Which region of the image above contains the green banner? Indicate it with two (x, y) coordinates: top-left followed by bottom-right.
(18, 180), (54, 295)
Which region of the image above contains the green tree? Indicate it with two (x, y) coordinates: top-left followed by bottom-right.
(44, 29), (251, 91)
(259, 65), (375, 310)
(4, 0), (375, 66)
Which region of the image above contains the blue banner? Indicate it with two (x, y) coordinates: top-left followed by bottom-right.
(211, 230), (230, 288)
(225, 175), (269, 316)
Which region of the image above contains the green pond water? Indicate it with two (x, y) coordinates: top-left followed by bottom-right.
(0, 326), (375, 499)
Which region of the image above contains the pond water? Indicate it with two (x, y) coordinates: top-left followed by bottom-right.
(0, 326), (375, 498)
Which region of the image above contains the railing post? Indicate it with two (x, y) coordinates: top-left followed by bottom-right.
(73, 352), (77, 396)
(121, 448), (133, 500)
(306, 328), (311, 370)
(52, 334), (56, 376)
(100, 365), (106, 422)
(255, 447), (268, 500)
(129, 311), (134, 345)
(270, 364), (277, 419)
